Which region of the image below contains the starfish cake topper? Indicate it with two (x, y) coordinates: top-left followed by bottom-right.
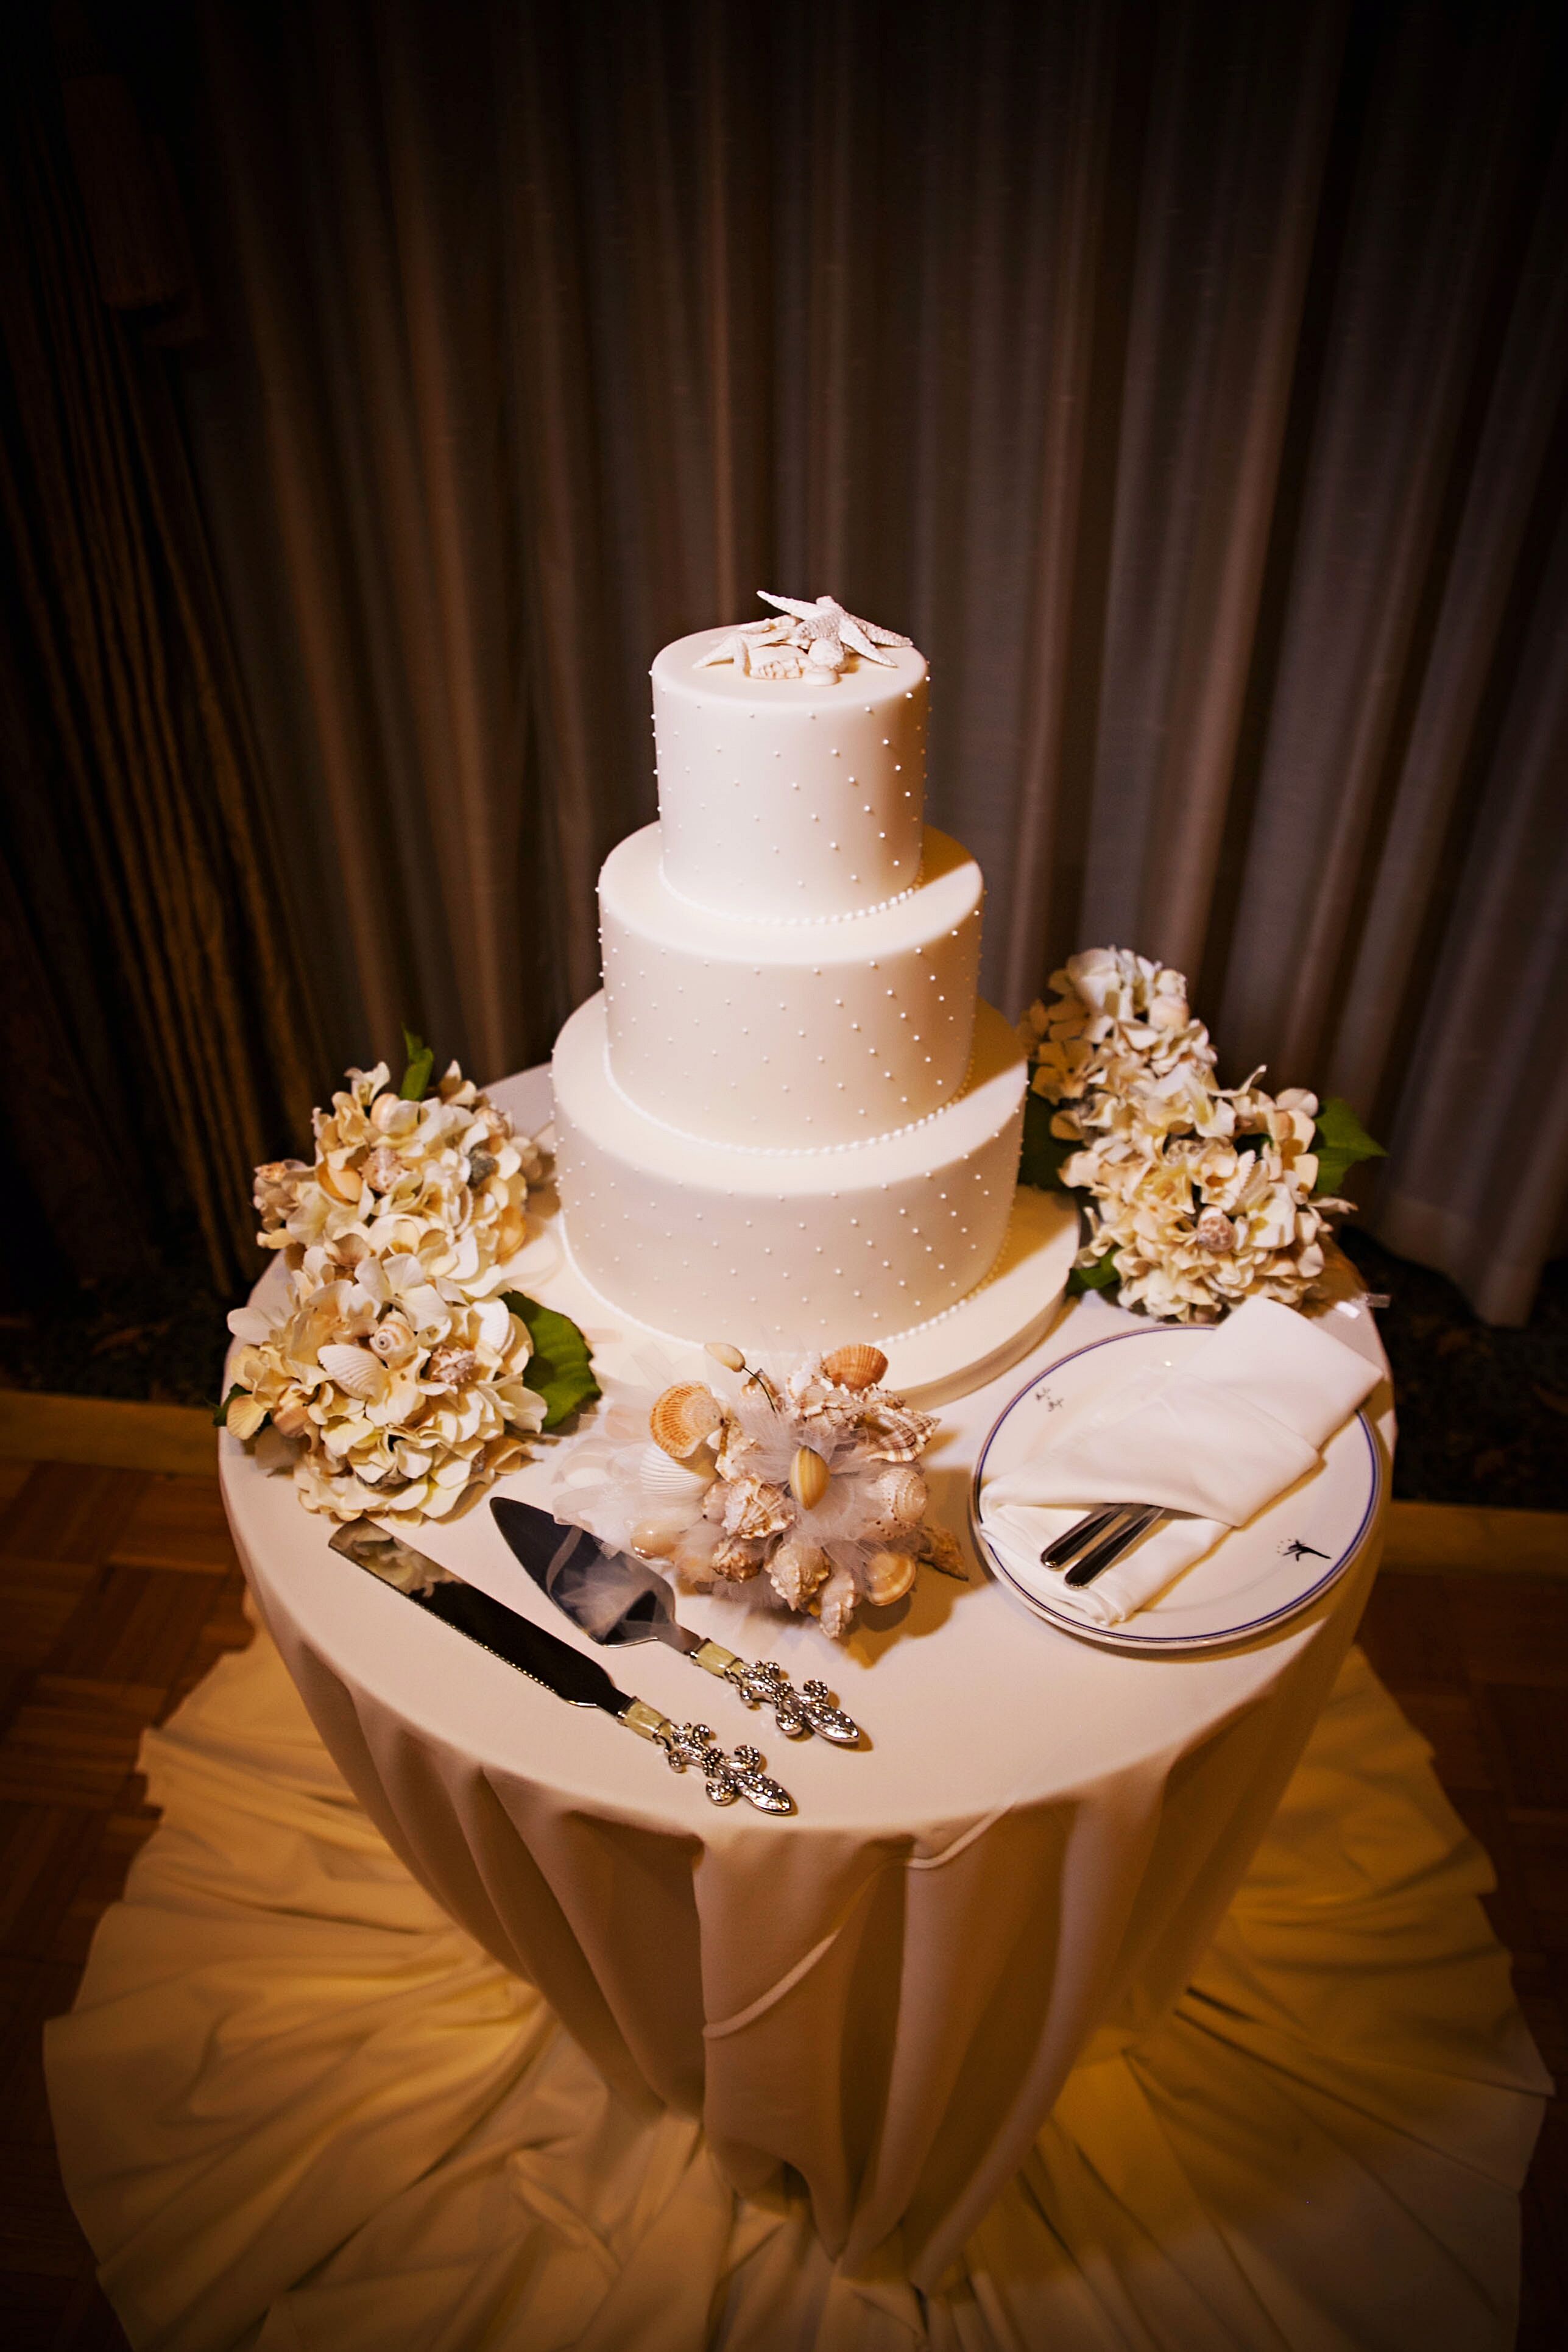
(697, 592), (913, 687)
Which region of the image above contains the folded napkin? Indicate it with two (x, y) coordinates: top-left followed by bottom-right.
(980, 1297), (1380, 1627)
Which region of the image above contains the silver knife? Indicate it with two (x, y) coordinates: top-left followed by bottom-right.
(490, 1497), (861, 1747)
(328, 1520), (794, 1813)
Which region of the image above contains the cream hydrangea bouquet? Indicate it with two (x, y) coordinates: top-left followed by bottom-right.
(220, 1034), (597, 1522)
(1019, 950), (1385, 1323)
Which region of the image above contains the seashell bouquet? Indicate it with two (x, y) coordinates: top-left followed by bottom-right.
(219, 1041), (594, 1524)
(574, 1341), (966, 1640)
(1019, 950), (1385, 1323)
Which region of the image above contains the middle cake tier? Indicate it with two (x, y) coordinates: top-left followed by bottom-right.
(600, 822), (983, 1148)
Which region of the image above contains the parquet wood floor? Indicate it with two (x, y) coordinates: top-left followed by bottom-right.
(0, 1450), (1562, 2351)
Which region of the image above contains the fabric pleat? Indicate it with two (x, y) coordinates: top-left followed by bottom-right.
(0, 22), (323, 1289)
(46, 1617), (1548, 2351)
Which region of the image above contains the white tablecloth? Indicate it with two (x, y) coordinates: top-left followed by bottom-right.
(196, 1067), (1422, 2290)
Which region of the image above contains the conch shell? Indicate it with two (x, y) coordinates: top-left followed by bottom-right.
(712, 1534), (764, 1581)
(816, 1565), (861, 1639)
(821, 1343), (888, 1391)
(859, 1546), (918, 1606)
(855, 1399), (938, 1463)
(789, 1446), (831, 1512)
(650, 1382), (723, 1460)
(724, 1476), (793, 1542)
(866, 1465), (927, 1528)
(921, 1521), (969, 1580)
(769, 1533), (828, 1609)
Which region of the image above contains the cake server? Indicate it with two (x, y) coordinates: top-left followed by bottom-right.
(328, 1521), (794, 1813)
(490, 1497), (862, 1747)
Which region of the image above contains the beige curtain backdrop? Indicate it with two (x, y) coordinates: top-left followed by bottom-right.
(160, 0), (1568, 1322)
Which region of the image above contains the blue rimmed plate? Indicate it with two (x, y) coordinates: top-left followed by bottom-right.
(969, 1324), (1383, 1651)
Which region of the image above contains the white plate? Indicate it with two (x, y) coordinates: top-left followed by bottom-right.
(969, 1324), (1383, 1651)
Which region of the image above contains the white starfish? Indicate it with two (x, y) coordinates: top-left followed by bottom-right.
(696, 592), (913, 685)
(758, 591), (912, 669)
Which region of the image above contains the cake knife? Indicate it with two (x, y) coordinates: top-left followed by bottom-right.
(327, 1521), (794, 1813)
(490, 1498), (862, 1746)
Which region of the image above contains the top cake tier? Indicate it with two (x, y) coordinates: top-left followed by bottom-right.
(651, 627), (928, 920)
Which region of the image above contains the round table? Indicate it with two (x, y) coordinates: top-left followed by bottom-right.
(220, 1070), (1394, 2292)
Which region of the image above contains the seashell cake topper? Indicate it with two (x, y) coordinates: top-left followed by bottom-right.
(697, 591), (914, 687)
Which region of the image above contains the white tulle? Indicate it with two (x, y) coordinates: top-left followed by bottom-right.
(46, 1616), (1548, 2352)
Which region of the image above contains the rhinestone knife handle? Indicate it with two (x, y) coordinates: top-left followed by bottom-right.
(622, 1700), (794, 1812)
(691, 1643), (863, 1747)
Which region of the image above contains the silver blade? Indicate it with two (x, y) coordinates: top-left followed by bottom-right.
(328, 1520), (635, 1718)
(489, 1497), (701, 1656)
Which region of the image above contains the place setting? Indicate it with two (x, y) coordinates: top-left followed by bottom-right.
(972, 1294), (1385, 1653)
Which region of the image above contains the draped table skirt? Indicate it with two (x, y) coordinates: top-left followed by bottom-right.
(46, 1614), (1547, 2351)
(42, 1083), (1551, 2341)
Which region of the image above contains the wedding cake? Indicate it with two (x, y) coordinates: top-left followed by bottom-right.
(550, 595), (1031, 1356)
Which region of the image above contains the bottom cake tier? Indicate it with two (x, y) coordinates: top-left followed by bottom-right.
(551, 994), (1028, 1349)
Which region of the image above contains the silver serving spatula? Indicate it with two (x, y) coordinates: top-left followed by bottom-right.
(328, 1520), (793, 1812)
(490, 1497), (862, 1747)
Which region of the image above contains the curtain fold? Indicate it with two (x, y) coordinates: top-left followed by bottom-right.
(0, 13), (322, 1291)
(161, 0), (1566, 1319)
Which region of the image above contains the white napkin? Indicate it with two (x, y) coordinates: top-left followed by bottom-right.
(980, 1298), (1380, 1627)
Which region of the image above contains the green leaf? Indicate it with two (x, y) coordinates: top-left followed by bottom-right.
(1019, 1091), (1081, 1191)
(399, 1026), (436, 1101)
(502, 1292), (601, 1430)
(1067, 1254), (1121, 1297)
(213, 1382), (249, 1427)
(1312, 1097), (1386, 1198)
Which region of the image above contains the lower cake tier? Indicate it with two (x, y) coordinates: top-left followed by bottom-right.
(551, 993), (1027, 1347)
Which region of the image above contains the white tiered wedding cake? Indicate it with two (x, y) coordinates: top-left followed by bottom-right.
(549, 596), (1068, 1387)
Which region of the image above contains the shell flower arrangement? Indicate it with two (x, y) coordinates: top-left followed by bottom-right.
(1018, 949), (1386, 1323)
(559, 1342), (966, 1640)
(219, 1034), (598, 1524)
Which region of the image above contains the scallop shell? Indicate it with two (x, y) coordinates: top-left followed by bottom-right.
(821, 1343), (888, 1392)
(724, 1476), (793, 1542)
(650, 1382), (723, 1459)
(867, 1465), (927, 1528)
(855, 1399), (938, 1463)
(789, 1446), (831, 1513)
(638, 1442), (715, 1505)
(319, 1343), (386, 1402)
(768, 1533), (828, 1610)
(712, 1534), (764, 1581)
(858, 1546), (918, 1606)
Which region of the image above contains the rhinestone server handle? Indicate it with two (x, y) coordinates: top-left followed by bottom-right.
(690, 1644), (862, 1746)
(623, 1701), (794, 1812)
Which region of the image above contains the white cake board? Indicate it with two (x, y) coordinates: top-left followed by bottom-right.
(501, 1149), (1078, 1410)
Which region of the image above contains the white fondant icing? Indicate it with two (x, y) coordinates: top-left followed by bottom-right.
(600, 824), (982, 1147)
(652, 629), (927, 919)
(552, 996), (1026, 1346)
